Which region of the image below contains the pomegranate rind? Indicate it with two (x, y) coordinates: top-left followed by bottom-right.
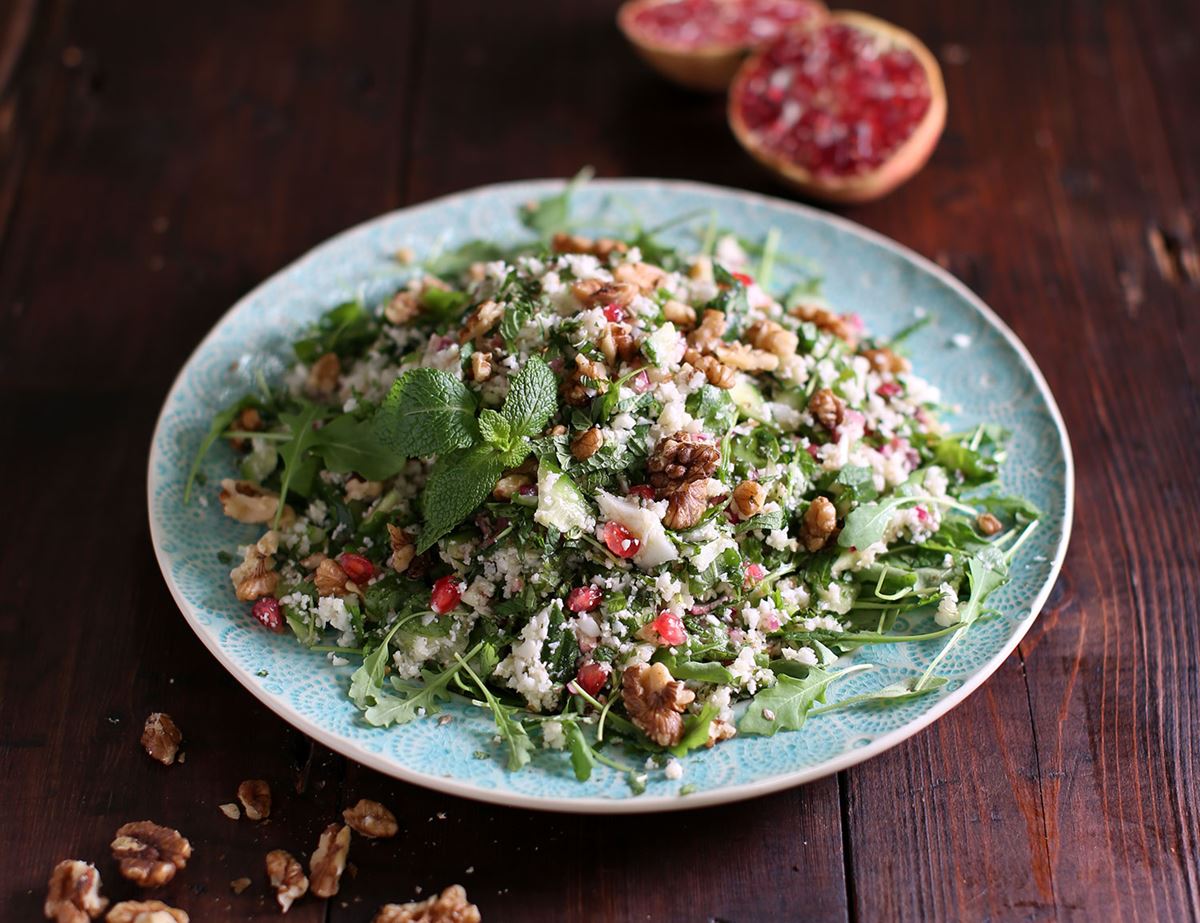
(618, 0), (828, 93)
(728, 10), (947, 203)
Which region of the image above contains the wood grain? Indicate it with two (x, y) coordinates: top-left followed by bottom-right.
(1, 1), (1197, 921)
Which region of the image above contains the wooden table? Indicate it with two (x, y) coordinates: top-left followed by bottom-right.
(2, 1), (1197, 920)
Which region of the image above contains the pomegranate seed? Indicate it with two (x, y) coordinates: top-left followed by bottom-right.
(430, 575), (463, 614)
(652, 611), (687, 646)
(338, 552), (374, 584)
(732, 271), (754, 286)
(252, 597), (285, 633)
(575, 661), (610, 697)
(631, 370), (652, 394)
(567, 585), (603, 613)
(602, 303), (625, 323)
(602, 521), (641, 559)
(876, 381), (902, 398)
(915, 506), (930, 523)
(743, 562), (767, 586)
(628, 484), (656, 502)
(517, 484), (538, 498)
(805, 443), (821, 459)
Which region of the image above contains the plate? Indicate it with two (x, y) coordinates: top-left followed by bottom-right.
(148, 179), (1073, 813)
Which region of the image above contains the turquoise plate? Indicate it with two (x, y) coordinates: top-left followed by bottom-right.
(148, 179), (1073, 813)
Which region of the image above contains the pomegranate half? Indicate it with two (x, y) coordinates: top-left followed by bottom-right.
(728, 11), (947, 203)
(618, 0), (827, 93)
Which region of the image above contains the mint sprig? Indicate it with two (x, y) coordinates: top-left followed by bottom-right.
(376, 367), (480, 458)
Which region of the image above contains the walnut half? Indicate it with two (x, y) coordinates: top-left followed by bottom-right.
(372, 885), (481, 923)
(622, 662), (695, 747)
(111, 822), (192, 888)
(237, 779), (271, 820)
(800, 496), (837, 552)
(45, 860), (107, 923)
(140, 713), (182, 766)
(105, 900), (189, 923)
(342, 799), (399, 839)
(309, 824), (351, 899)
(266, 849), (309, 913)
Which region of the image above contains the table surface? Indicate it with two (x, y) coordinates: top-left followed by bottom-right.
(2, 1), (1197, 920)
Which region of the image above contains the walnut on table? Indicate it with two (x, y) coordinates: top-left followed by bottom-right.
(44, 860), (107, 923)
(237, 779), (271, 820)
(140, 713), (182, 766)
(342, 798), (399, 839)
(104, 900), (188, 923)
(266, 849), (309, 913)
(309, 824), (351, 899)
(372, 884), (481, 923)
(622, 662), (695, 747)
(110, 822), (192, 888)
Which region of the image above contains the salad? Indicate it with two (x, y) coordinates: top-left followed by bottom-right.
(187, 183), (1037, 790)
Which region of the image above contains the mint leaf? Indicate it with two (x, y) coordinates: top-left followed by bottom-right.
(417, 446), (505, 552)
(312, 414), (406, 481)
(738, 667), (854, 737)
(377, 368), (479, 458)
(501, 355), (557, 437)
(477, 409), (513, 449)
(275, 403), (324, 527)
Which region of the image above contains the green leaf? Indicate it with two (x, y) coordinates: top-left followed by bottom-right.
(816, 676), (949, 712)
(686, 385), (739, 434)
(837, 496), (913, 550)
(477, 409), (513, 449)
(420, 287), (472, 320)
(518, 167), (592, 237)
(311, 414), (406, 481)
(734, 509), (786, 535)
(564, 719), (595, 782)
(184, 400), (249, 503)
(669, 703), (719, 757)
(738, 667), (856, 737)
(666, 659), (734, 685)
(834, 465), (878, 506)
(425, 239), (508, 279)
(363, 661), (463, 727)
(376, 368), (479, 458)
(417, 446), (505, 552)
(500, 355), (557, 438)
(455, 654), (534, 771)
(294, 300), (376, 363)
(275, 403), (324, 527)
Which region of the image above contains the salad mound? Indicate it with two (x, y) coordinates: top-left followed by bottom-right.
(188, 187), (1037, 789)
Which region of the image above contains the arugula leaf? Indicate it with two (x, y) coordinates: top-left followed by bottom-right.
(833, 465), (878, 506)
(377, 368), (479, 458)
(738, 666), (859, 736)
(455, 654), (533, 771)
(975, 493), (1041, 522)
(294, 300), (376, 363)
(500, 355), (557, 438)
(184, 399), (252, 503)
(417, 446), (505, 552)
(425, 239), (508, 278)
(837, 495), (917, 549)
(518, 167), (592, 237)
(813, 676), (949, 713)
(274, 403), (324, 527)
(669, 703), (719, 757)
(363, 661), (465, 727)
(934, 438), (999, 485)
(563, 719), (596, 782)
(311, 414), (406, 481)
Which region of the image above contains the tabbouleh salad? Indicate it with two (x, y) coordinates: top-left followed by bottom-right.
(186, 180), (1038, 791)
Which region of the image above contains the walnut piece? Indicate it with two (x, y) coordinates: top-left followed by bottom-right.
(219, 480), (287, 525)
(105, 900), (188, 923)
(976, 512), (1003, 536)
(372, 885), (481, 923)
(227, 406), (262, 451)
(687, 308), (726, 353)
(309, 824), (351, 899)
(861, 346), (911, 374)
(807, 388), (846, 431)
(266, 849), (308, 913)
(551, 232), (627, 260)
(384, 290), (421, 326)
(746, 319), (799, 358)
(459, 299), (504, 344)
(229, 878), (252, 895)
(111, 822), (192, 888)
(345, 477), (383, 502)
(714, 342), (778, 372)
(469, 351), (493, 382)
(230, 529), (281, 601)
(237, 779), (271, 820)
(314, 557), (356, 597)
(622, 662), (695, 747)
(561, 353), (608, 406)
(732, 481), (766, 520)
(569, 427), (604, 461)
(218, 803), (240, 820)
(305, 352), (341, 399)
(598, 323), (637, 366)
(45, 860), (107, 923)
(140, 713), (182, 766)
(706, 718), (737, 748)
(387, 524), (415, 574)
(800, 496), (837, 552)
(663, 478), (709, 530)
(790, 302), (860, 347)
(569, 278), (638, 309)
(662, 299), (696, 328)
(342, 799), (399, 839)
(491, 473), (531, 501)
(647, 432), (720, 490)
(682, 348), (736, 389)
(613, 261), (667, 294)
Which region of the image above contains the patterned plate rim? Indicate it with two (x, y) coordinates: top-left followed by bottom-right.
(147, 178), (1075, 814)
